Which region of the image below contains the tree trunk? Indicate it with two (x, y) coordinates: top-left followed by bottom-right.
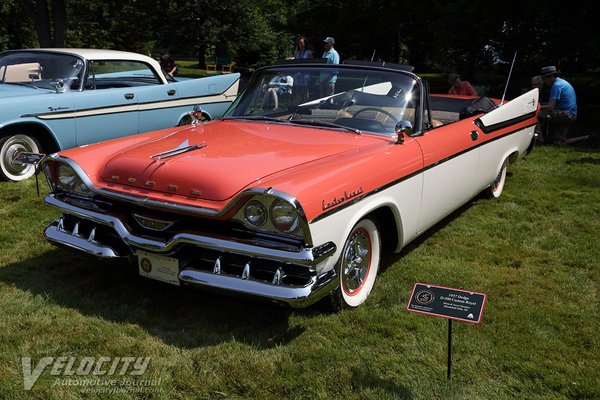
(51, 0), (66, 47)
(18, 0), (66, 48)
(35, 0), (52, 47)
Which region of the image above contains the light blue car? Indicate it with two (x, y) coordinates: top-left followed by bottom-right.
(0, 48), (240, 181)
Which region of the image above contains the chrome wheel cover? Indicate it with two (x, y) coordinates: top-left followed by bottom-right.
(1, 134), (38, 180)
(341, 228), (372, 295)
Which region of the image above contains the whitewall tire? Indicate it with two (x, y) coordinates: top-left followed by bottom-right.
(0, 134), (41, 182)
(326, 218), (381, 309)
(487, 158), (508, 199)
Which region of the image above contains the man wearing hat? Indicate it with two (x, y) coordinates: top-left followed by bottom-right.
(539, 66), (577, 144)
(319, 37), (340, 97)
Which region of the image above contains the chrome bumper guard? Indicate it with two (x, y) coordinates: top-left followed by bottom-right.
(44, 194), (339, 307)
(178, 268), (338, 308)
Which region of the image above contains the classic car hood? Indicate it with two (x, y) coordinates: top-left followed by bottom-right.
(98, 120), (383, 201)
(0, 84), (54, 98)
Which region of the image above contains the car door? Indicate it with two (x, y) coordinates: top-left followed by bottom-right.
(135, 81), (181, 133)
(413, 118), (483, 233)
(72, 60), (140, 146)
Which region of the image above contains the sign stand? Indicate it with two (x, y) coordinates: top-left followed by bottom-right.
(447, 319), (452, 380)
(12, 152), (46, 195)
(407, 282), (487, 381)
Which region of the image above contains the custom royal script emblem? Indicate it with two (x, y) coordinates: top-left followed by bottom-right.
(322, 187), (363, 210)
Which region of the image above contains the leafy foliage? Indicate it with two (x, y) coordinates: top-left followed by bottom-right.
(0, 1), (599, 76)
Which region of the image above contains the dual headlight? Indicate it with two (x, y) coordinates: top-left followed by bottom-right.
(44, 161), (92, 196)
(240, 196), (301, 235)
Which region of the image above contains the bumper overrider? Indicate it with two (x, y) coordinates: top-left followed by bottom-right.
(43, 194), (338, 308)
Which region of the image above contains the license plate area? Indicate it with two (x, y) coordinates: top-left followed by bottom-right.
(138, 251), (180, 286)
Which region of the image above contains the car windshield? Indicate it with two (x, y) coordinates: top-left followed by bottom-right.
(224, 64), (420, 136)
(0, 51), (85, 91)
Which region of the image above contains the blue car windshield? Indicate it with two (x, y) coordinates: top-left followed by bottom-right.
(224, 64), (420, 136)
(0, 51), (84, 90)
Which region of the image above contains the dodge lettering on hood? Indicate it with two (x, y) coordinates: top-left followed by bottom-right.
(41, 61), (538, 309)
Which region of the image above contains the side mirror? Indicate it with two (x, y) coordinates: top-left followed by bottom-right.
(188, 105), (203, 124)
(395, 120), (413, 144)
(50, 79), (66, 94)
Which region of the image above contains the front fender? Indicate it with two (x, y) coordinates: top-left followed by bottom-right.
(307, 173), (423, 274)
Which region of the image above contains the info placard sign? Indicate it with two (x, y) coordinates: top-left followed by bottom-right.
(13, 152), (46, 166)
(407, 283), (487, 324)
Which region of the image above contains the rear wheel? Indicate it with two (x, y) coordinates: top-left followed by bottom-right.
(0, 133), (41, 181)
(486, 158), (508, 198)
(324, 218), (381, 310)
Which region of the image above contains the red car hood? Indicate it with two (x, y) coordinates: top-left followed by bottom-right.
(98, 120), (384, 201)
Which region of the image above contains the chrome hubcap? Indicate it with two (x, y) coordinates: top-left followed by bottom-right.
(341, 229), (371, 294)
(2, 137), (35, 176)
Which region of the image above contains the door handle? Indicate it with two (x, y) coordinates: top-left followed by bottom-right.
(470, 130), (479, 141)
(124, 93), (134, 100)
(167, 89), (176, 96)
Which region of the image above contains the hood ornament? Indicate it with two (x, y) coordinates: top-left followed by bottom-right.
(150, 139), (206, 160)
(189, 105), (203, 124)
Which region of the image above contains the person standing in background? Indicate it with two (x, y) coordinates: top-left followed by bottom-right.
(319, 36), (339, 97)
(293, 36), (313, 103)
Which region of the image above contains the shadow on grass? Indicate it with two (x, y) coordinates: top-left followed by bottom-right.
(380, 195), (481, 271)
(0, 187), (495, 353)
(566, 156), (600, 165)
(351, 368), (413, 399)
(0, 250), (306, 350)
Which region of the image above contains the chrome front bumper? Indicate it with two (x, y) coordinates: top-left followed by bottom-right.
(44, 194), (338, 307)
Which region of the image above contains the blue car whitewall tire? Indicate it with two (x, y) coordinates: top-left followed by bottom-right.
(0, 133), (40, 181)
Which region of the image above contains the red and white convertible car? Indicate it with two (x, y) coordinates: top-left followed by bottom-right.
(41, 61), (538, 309)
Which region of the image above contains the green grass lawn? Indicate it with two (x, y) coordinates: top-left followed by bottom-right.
(0, 145), (599, 399)
(176, 60), (208, 78)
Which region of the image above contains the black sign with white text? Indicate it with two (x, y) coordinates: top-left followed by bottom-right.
(407, 283), (486, 324)
(13, 152), (46, 166)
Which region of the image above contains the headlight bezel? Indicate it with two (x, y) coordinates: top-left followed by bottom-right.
(270, 198), (300, 233)
(233, 191), (307, 240)
(43, 156), (93, 196)
(244, 200), (268, 227)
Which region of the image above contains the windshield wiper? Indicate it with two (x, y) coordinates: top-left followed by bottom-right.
(225, 115), (286, 123)
(2, 81), (39, 89)
(287, 119), (361, 134)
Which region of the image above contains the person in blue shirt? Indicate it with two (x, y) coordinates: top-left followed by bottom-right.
(539, 66), (577, 144)
(319, 37), (340, 97)
(261, 72), (294, 110)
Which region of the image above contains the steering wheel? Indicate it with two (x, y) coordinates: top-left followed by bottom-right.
(352, 107), (400, 124)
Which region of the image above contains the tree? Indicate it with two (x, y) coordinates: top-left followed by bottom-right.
(18, 0), (66, 47)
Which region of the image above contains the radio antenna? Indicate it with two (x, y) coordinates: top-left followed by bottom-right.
(500, 51), (517, 105)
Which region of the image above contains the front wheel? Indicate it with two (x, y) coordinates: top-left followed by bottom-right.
(0, 134), (41, 182)
(324, 218), (381, 310)
(486, 158), (508, 198)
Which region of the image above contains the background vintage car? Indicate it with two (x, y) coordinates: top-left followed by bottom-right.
(41, 62), (538, 310)
(0, 48), (239, 181)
